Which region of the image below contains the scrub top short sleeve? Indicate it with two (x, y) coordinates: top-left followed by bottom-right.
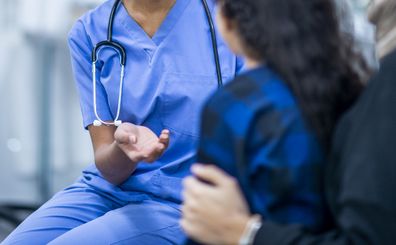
(68, 20), (114, 129)
(236, 56), (246, 74)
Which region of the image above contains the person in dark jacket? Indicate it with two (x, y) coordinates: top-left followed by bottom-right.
(180, 1), (396, 243)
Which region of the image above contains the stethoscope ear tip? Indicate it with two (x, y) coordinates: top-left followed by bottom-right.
(93, 120), (102, 127)
(114, 120), (122, 127)
(92, 120), (121, 127)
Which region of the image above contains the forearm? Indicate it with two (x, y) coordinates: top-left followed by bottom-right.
(95, 141), (138, 185)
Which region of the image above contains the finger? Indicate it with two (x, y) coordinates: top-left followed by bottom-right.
(142, 143), (166, 163)
(182, 176), (196, 190)
(154, 142), (166, 154)
(180, 216), (206, 243)
(180, 209), (198, 231)
(159, 131), (170, 147)
(181, 203), (194, 219)
(183, 179), (223, 217)
(120, 122), (138, 133)
(114, 130), (130, 145)
(183, 176), (216, 198)
(182, 185), (198, 205)
(192, 164), (237, 187)
(181, 177), (193, 200)
(181, 209), (202, 231)
(180, 218), (193, 235)
(129, 135), (137, 144)
(181, 179), (195, 201)
(161, 129), (170, 134)
(182, 191), (202, 214)
(159, 134), (169, 143)
(127, 152), (145, 163)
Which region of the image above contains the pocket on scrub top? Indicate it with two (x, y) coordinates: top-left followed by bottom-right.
(160, 73), (225, 138)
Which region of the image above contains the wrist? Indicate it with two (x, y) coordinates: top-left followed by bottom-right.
(238, 214), (262, 245)
(112, 140), (139, 163)
(99, 141), (137, 183)
(230, 214), (251, 244)
(112, 140), (126, 155)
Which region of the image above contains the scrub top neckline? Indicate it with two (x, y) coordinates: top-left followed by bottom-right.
(119, 0), (192, 48)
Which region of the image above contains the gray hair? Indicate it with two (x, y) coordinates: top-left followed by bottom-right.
(368, 0), (396, 58)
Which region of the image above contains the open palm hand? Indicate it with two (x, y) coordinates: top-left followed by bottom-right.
(114, 122), (170, 163)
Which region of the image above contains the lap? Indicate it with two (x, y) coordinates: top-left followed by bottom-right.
(3, 183), (184, 244)
(2, 184), (118, 244)
(50, 199), (184, 245)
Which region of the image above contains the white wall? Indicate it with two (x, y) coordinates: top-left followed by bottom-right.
(0, 0), (104, 204)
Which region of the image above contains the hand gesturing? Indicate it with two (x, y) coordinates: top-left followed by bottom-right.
(114, 122), (170, 163)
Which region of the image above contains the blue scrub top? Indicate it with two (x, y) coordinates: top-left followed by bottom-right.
(68, 0), (242, 203)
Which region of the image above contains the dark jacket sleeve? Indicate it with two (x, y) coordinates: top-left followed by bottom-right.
(253, 50), (396, 245)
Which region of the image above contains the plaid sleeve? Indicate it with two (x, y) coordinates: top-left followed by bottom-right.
(196, 74), (260, 193)
(247, 105), (326, 230)
(196, 90), (241, 178)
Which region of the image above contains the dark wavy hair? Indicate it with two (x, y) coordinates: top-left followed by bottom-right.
(217, 0), (366, 150)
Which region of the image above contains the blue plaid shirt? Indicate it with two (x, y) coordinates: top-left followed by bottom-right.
(197, 65), (328, 231)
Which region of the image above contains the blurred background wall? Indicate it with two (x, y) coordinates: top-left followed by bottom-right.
(0, 0), (105, 206)
(0, 0), (374, 240)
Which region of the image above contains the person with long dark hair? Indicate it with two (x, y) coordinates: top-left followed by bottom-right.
(181, 0), (366, 244)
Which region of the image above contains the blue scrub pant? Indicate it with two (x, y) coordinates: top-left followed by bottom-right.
(2, 177), (185, 244)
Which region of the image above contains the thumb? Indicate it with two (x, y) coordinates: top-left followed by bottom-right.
(129, 135), (137, 144)
(191, 164), (234, 186)
(115, 130), (131, 145)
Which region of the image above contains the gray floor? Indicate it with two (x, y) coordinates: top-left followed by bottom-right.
(0, 209), (33, 242)
(0, 221), (15, 242)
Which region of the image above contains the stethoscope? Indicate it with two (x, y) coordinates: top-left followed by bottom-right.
(92, 0), (223, 127)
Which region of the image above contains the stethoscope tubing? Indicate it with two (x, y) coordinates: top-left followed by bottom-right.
(91, 0), (222, 127)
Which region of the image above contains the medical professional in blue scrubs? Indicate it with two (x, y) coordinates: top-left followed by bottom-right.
(3, 0), (242, 244)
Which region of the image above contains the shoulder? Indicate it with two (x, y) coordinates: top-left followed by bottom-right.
(203, 66), (300, 134)
(206, 66), (297, 115)
(75, 0), (114, 29)
(68, 0), (114, 44)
